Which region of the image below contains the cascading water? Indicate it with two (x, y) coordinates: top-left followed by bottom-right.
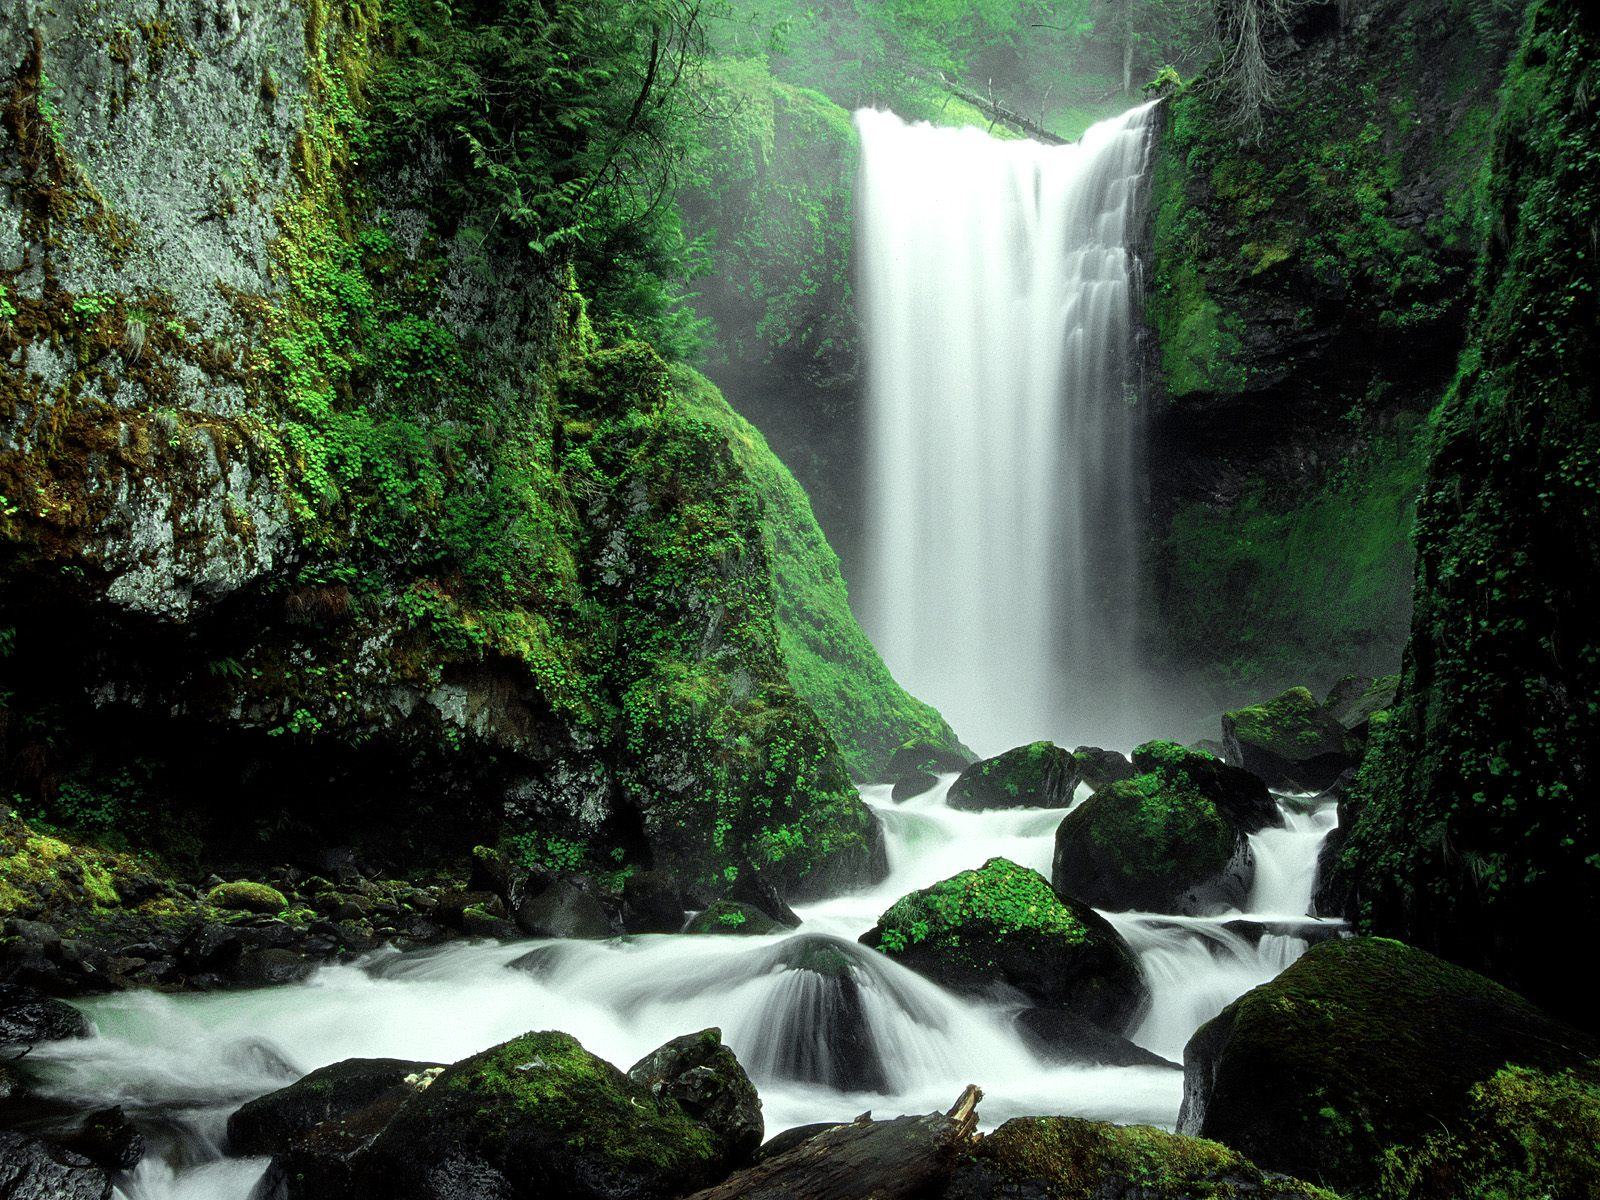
(855, 104), (1159, 754)
(20, 109), (1346, 1200)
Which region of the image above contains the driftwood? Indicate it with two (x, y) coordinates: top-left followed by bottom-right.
(685, 1086), (983, 1200)
(930, 74), (1067, 144)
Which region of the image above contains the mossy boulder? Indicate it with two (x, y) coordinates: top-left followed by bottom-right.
(359, 1030), (747, 1199)
(1322, 674), (1397, 739)
(206, 881), (289, 915)
(1014, 1009), (1179, 1070)
(1222, 687), (1358, 791)
(946, 1116), (1334, 1199)
(1179, 937), (1597, 1194)
(228, 1058), (441, 1157)
(1072, 746), (1135, 794)
(946, 743), (1079, 812)
(1051, 741), (1275, 914)
(684, 900), (784, 936)
(859, 858), (1147, 1030)
(625, 1029), (762, 1168)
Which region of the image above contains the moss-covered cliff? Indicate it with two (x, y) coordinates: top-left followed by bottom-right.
(1331, 0), (1599, 1029)
(0, 0), (951, 914)
(1142, 0), (1520, 697)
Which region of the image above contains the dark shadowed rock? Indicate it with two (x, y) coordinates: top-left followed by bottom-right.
(684, 901), (785, 936)
(0, 985), (91, 1049)
(1322, 674), (1397, 740)
(1222, 687), (1358, 791)
(947, 743), (1079, 812)
(515, 878), (614, 939)
(890, 771), (938, 802)
(751, 937), (890, 1094)
(229, 1058), (442, 1156)
(626, 1029), (762, 1167)
(860, 859), (1147, 1031)
(1179, 937), (1597, 1194)
(1072, 747), (1135, 794)
(883, 741), (973, 781)
(1014, 1009), (1179, 1070)
(47, 1107), (144, 1173)
(0, 1131), (111, 1200)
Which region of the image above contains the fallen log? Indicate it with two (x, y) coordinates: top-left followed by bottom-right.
(685, 1085), (983, 1200)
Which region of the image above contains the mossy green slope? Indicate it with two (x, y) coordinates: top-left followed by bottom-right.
(1333, 0), (1600, 1029)
(673, 365), (960, 779)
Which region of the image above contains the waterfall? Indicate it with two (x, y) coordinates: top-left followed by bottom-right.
(855, 104), (1159, 754)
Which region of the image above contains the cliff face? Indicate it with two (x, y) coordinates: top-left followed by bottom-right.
(1141, 0), (1518, 699)
(0, 0), (951, 906)
(1333, 0), (1599, 1028)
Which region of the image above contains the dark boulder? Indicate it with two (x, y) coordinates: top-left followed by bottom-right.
(515, 877), (615, 939)
(684, 901), (785, 936)
(45, 1108), (143, 1173)
(1072, 746), (1135, 794)
(786, 809), (889, 903)
(0, 1131), (111, 1200)
(1014, 1009), (1179, 1070)
(947, 743), (1079, 811)
(257, 1086), (417, 1200)
(626, 1029), (762, 1167)
(945, 1116), (1329, 1199)
(1179, 937), (1597, 1194)
(750, 936), (890, 1094)
(890, 771), (938, 802)
(859, 858), (1147, 1031)
(229, 1058), (442, 1156)
(1222, 687), (1359, 791)
(620, 871), (686, 934)
(882, 741), (972, 781)
(1052, 741), (1277, 914)
(0, 985), (90, 1050)
(1322, 674), (1397, 740)
(357, 1030), (744, 1199)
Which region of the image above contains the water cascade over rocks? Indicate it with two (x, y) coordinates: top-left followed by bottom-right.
(854, 104), (1159, 753)
(19, 109), (1343, 1200)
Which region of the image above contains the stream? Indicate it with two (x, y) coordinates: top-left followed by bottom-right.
(29, 775), (1342, 1200)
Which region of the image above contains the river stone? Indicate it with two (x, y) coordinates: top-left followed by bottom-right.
(626, 1029), (763, 1167)
(947, 742), (1080, 811)
(1179, 937), (1598, 1194)
(515, 878), (614, 939)
(0, 984), (91, 1049)
(1073, 746), (1135, 793)
(0, 1131), (111, 1200)
(1052, 741), (1273, 914)
(229, 1058), (443, 1156)
(859, 858), (1148, 1031)
(684, 901), (784, 936)
(882, 741), (972, 781)
(945, 1117), (1329, 1199)
(1222, 687), (1359, 791)
(1014, 1009), (1179, 1070)
(47, 1107), (144, 1173)
(752, 936), (890, 1093)
(357, 1030), (738, 1199)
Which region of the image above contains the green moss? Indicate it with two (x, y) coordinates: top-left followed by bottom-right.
(1224, 687), (1352, 761)
(870, 857), (1086, 962)
(207, 880), (289, 913)
(1080, 770), (1232, 885)
(966, 1116), (1338, 1199)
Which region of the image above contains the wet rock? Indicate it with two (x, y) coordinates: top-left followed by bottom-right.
(626, 1029), (763, 1167)
(1014, 1009), (1179, 1070)
(753, 936), (890, 1094)
(0, 1130), (111, 1200)
(233, 948), (316, 987)
(0, 984), (91, 1049)
(257, 1086), (419, 1200)
(860, 858), (1148, 1031)
(1072, 746), (1135, 793)
(1222, 686), (1359, 791)
(47, 1107), (144, 1173)
(684, 901), (784, 936)
(229, 1058), (443, 1156)
(786, 808), (890, 903)
(357, 1030), (739, 1199)
(1322, 673), (1397, 740)
(1052, 741), (1277, 914)
(514, 878), (614, 939)
(206, 880), (289, 914)
(882, 741), (972, 781)
(947, 742), (1079, 811)
(620, 871), (686, 934)
(946, 1116), (1328, 1199)
(890, 771), (938, 802)
(728, 876), (801, 929)
(1179, 937), (1598, 1194)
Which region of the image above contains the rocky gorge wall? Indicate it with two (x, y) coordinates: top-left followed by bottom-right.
(0, 0), (955, 927)
(1140, 0), (1521, 704)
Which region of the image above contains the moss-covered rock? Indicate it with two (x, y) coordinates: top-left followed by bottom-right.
(206, 881), (288, 915)
(859, 858), (1147, 1030)
(228, 1058), (440, 1157)
(1051, 741), (1276, 914)
(1072, 746), (1135, 794)
(946, 743), (1080, 812)
(1222, 687), (1358, 790)
(1179, 937), (1596, 1195)
(359, 1030), (740, 1200)
(1322, 673), (1397, 739)
(1331, 0), (1600, 1031)
(946, 1116), (1336, 1200)
(625, 1028), (762, 1169)
(683, 900), (784, 936)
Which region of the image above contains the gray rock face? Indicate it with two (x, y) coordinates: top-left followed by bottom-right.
(0, 1131), (112, 1200)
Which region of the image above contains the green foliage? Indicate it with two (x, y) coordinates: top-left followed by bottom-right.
(1336, 0), (1600, 1026)
(1079, 764), (1233, 885)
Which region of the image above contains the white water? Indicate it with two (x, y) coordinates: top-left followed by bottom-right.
(855, 104), (1159, 754)
(29, 777), (1341, 1200)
